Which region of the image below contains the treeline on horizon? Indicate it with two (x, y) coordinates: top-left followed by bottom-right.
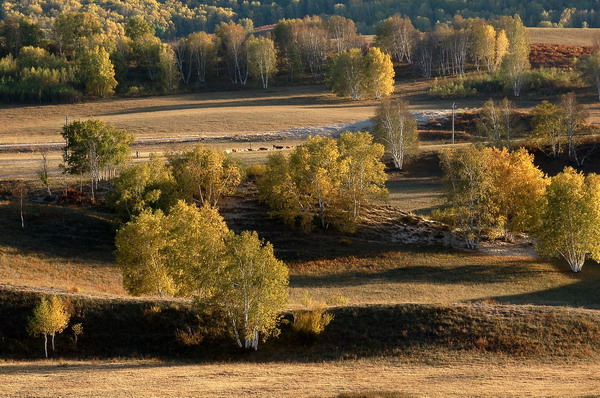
(0, 9), (594, 103)
(4, 0), (600, 38)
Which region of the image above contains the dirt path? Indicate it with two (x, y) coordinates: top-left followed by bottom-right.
(2, 358), (599, 397)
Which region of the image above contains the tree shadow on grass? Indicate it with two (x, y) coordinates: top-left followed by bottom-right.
(489, 259), (600, 309)
(290, 257), (548, 289)
(0, 203), (117, 263)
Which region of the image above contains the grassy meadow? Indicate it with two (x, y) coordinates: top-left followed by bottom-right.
(2, 28), (600, 398)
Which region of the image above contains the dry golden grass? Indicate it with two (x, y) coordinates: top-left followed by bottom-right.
(0, 248), (125, 296)
(0, 86), (381, 145)
(528, 27), (600, 46)
(2, 357), (600, 397)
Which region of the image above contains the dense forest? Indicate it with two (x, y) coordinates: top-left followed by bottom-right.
(2, 0), (600, 104)
(3, 0), (600, 38)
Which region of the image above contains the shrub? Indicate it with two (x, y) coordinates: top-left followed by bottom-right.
(292, 308), (334, 337)
(428, 77), (477, 99)
(523, 68), (582, 95)
(245, 163), (266, 180)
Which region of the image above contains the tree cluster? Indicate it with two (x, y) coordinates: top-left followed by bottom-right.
(437, 145), (600, 273)
(257, 132), (388, 232)
(109, 145), (241, 221)
(116, 201), (288, 350)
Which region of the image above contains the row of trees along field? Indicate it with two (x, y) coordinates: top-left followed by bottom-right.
(436, 146), (600, 272)
(5, 13), (600, 103)
(6, 0), (600, 36)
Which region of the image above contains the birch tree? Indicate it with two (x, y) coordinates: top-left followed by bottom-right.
(246, 36), (277, 89)
(375, 14), (417, 63)
(28, 296), (70, 358)
(560, 92), (589, 166)
(373, 99), (419, 169)
(336, 132), (387, 228)
(439, 146), (496, 249)
(215, 21), (249, 85)
(501, 50), (530, 97)
(219, 231), (288, 350)
(535, 168), (600, 272)
(531, 101), (565, 158)
(168, 145), (242, 207)
(327, 16), (359, 53)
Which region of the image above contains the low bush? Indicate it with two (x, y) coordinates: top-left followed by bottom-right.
(428, 77), (477, 99)
(292, 308), (334, 337)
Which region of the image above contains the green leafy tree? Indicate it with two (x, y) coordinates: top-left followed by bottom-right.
(534, 168), (600, 272)
(373, 99), (419, 169)
(218, 231), (288, 350)
(246, 36), (277, 89)
(168, 145), (241, 207)
(580, 50), (600, 101)
(77, 46), (118, 97)
(53, 12), (102, 58)
(27, 296), (70, 358)
(327, 49), (366, 101)
(61, 119), (133, 199)
(328, 47), (394, 100)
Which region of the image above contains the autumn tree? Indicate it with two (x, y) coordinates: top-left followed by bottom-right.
(28, 296), (71, 358)
(116, 201), (230, 297)
(246, 36), (277, 89)
(375, 14), (417, 63)
(534, 168), (600, 272)
(373, 99), (419, 170)
(501, 50), (530, 97)
(217, 231), (288, 350)
(335, 132), (387, 228)
(187, 32), (217, 84)
(560, 92), (589, 165)
(530, 101), (565, 158)
(327, 16), (359, 53)
(486, 148), (547, 240)
(215, 21), (250, 85)
(364, 47), (395, 99)
(53, 12), (102, 58)
(108, 155), (176, 221)
(295, 19), (330, 79)
(77, 46), (118, 97)
(116, 201), (289, 349)
(438, 146), (496, 249)
(477, 98), (517, 148)
(258, 133), (387, 231)
(168, 145), (241, 207)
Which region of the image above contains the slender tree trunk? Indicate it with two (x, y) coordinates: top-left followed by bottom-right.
(44, 334), (48, 359)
